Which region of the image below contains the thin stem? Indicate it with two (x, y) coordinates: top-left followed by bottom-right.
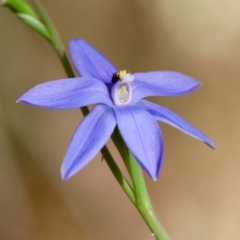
(111, 127), (131, 174)
(30, 0), (135, 202)
(101, 146), (135, 204)
(128, 152), (170, 240)
(31, 0), (64, 54)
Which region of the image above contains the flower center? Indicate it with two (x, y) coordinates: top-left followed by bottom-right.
(111, 70), (134, 84)
(117, 83), (130, 102)
(111, 70), (134, 106)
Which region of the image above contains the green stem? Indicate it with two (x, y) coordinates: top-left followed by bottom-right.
(111, 127), (131, 174)
(128, 153), (170, 240)
(101, 146), (135, 204)
(30, 0), (135, 203)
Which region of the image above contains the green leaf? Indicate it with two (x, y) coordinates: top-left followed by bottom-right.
(2, 0), (38, 18)
(17, 13), (52, 42)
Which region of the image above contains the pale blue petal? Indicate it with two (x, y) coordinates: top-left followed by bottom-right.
(61, 104), (116, 180)
(18, 77), (113, 109)
(139, 100), (214, 148)
(131, 71), (200, 102)
(69, 39), (117, 84)
(114, 106), (164, 180)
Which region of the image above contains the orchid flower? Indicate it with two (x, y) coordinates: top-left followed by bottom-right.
(18, 39), (214, 181)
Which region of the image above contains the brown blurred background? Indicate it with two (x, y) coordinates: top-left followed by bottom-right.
(0, 0), (240, 239)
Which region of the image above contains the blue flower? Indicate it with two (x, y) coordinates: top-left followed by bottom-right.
(18, 39), (214, 181)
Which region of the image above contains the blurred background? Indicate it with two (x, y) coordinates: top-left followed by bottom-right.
(0, 0), (240, 239)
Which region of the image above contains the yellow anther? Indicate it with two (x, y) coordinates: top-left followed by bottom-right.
(118, 70), (127, 79)
(117, 70), (127, 80)
(112, 70), (133, 84)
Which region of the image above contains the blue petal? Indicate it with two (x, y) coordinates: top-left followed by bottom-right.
(139, 100), (214, 148)
(18, 77), (113, 109)
(61, 104), (116, 180)
(131, 71), (200, 103)
(69, 39), (117, 84)
(114, 105), (164, 180)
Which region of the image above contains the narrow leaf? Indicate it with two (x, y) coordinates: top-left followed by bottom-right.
(2, 0), (38, 18)
(17, 13), (51, 42)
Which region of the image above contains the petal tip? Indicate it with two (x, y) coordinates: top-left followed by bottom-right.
(16, 98), (25, 104)
(61, 175), (68, 181)
(61, 166), (71, 181)
(16, 95), (23, 103)
(16, 98), (31, 106)
(16, 92), (35, 106)
(144, 168), (160, 182)
(192, 80), (201, 90)
(16, 95), (27, 104)
(146, 171), (158, 181)
(152, 176), (158, 181)
(205, 139), (215, 149)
